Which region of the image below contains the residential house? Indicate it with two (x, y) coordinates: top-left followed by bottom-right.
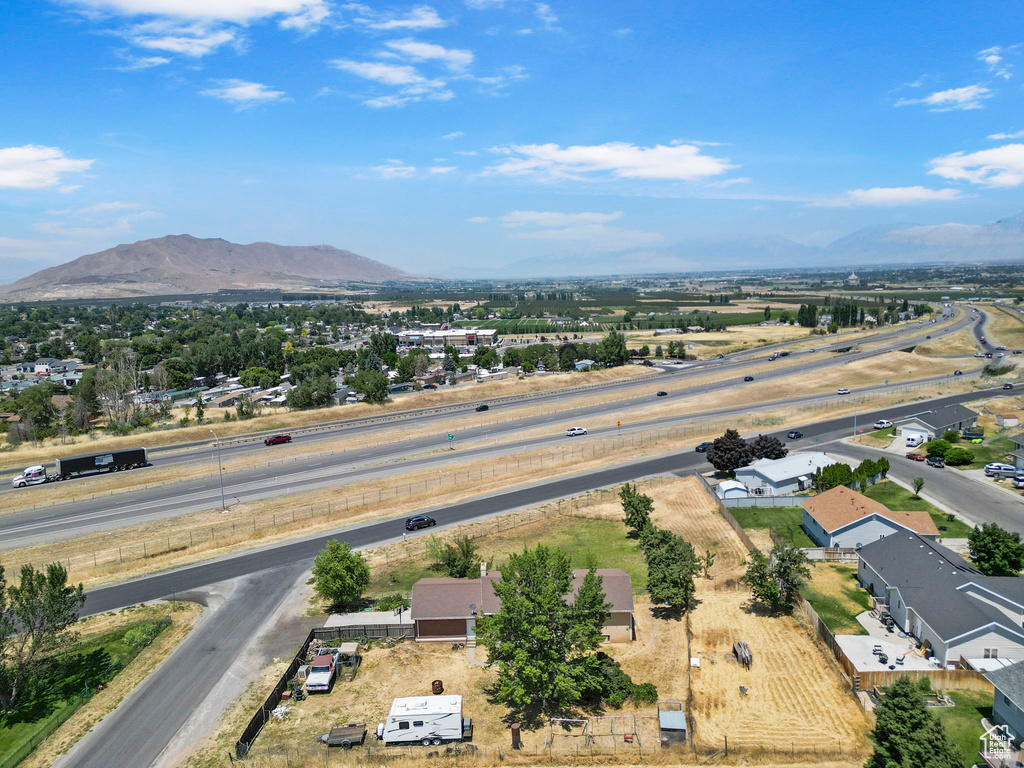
(410, 567), (634, 644)
(733, 452), (838, 497)
(1009, 431), (1024, 471)
(985, 661), (1024, 746)
(574, 359), (596, 372)
(801, 486), (938, 548)
(859, 533), (1024, 668)
(896, 403), (979, 444)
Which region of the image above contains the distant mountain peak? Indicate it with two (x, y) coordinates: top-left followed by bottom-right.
(0, 234), (411, 301)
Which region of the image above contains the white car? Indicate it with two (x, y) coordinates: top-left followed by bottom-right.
(565, 427), (588, 436)
(985, 462), (1018, 477)
(873, 419), (893, 430)
(837, 387), (851, 395)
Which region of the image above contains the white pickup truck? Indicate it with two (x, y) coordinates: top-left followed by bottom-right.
(305, 648), (341, 693)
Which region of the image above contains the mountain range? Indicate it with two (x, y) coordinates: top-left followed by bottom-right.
(0, 235), (410, 300)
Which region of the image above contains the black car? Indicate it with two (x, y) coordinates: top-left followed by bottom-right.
(743, 375), (754, 382)
(695, 441), (712, 453)
(405, 515), (436, 531)
(787, 430), (803, 439)
(926, 456), (945, 468)
(954, 370), (963, 376)
(656, 391), (668, 397)
(1005, 383), (1015, 390)
(475, 404), (489, 411)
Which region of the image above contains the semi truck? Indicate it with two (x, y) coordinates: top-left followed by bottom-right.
(11, 448), (148, 488)
(376, 695), (473, 747)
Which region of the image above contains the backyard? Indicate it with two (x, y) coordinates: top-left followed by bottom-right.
(728, 505), (815, 547)
(799, 564), (872, 635)
(931, 689), (991, 767)
(862, 481), (974, 537)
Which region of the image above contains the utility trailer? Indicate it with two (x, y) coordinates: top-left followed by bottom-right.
(376, 695), (473, 747)
(11, 448), (148, 488)
(318, 723), (367, 749)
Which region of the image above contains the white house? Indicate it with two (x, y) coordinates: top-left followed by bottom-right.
(733, 452), (838, 497)
(802, 486), (939, 549)
(859, 533), (1024, 668)
(896, 403), (979, 445)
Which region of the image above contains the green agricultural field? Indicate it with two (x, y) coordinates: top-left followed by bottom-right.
(862, 481), (974, 537)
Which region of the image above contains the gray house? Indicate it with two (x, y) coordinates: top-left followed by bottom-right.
(859, 533), (1024, 668)
(986, 661), (1024, 746)
(733, 452), (838, 497)
(1009, 432), (1024, 471)
(896, 403), (979, 444)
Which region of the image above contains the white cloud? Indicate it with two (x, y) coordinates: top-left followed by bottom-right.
(371, 159), (417, 178)
(533, 3), (559, 30)
(65, 0), (330, 25)
(474, 64), (527, 93)
(988, 130), (1024, 140)
(46, 201), (144, 215)
(442, 131), (465, 140)
(344, 3), (447, 30)
(113, 53), (172, 70)
(126, 20), (238, 56)
(978, 45), (1018, 79)
(813, 186), (965, 207)
(0, 146), (94, 190)
(613, 27), (631, 36)
(202, 79), (286, 107)
(332, 57), (453, 106)
(500, 210), (624, 227)
(895, 84), (992, 111)
(486, 141), (737, 181)
(463, 0), (507, 7)
(428, 165), (456, 173)
(929, 143), (1024, 187)
(466, 216), (489, 223)
(34, 209), (161, 239)
(384, 38), (473, 72)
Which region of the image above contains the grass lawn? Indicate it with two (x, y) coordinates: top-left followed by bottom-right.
(961, 436), (1016, 470)
(862, 481), (974, 537)
(799, 563), (872, 635)
(0, 619), (167, 767)
(865, 428), (896, 441)
(729, 506), (816, 547)
(367, 516), (648, 597)
(931, 689), (991, 767)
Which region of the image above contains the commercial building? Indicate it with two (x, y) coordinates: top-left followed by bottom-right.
(397, 328), (499, 348)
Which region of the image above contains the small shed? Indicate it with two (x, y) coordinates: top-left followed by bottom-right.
(657, 701), (687, 745)
(716, 479), (748, 500)
(997, 414), (1020, 429)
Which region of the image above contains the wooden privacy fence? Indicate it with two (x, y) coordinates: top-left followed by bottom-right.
(858, 668), (992, 692)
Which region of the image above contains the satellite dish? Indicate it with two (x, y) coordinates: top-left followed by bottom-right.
(469, 604), (477, 612)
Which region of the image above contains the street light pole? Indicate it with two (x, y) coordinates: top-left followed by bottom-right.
(210, 428), (226, 511)
(845, 398), (858, 438)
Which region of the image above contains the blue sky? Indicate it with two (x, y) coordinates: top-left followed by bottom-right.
(4, 0), (1024, 277)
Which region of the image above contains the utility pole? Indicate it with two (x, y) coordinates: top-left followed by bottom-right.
(210, 428), (226, 511)
(844, 399), (858, 438)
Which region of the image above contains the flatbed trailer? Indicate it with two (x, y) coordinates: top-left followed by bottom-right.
(320, 723), (367, 748)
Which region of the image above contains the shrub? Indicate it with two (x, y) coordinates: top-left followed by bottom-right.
(373, 593), (409, 612)
(942, 430), (960, 443)
(124, 620), (166, 649)
(944, 447), (974, 466)
(632, 682), (659, 705)
(924, 439), (951, 458)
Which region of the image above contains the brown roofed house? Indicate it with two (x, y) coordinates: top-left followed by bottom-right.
(802, 485), (939, 549)
(411, 567), (634, 643)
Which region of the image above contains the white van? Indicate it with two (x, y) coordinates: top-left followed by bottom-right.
(905, 434), (924, 448)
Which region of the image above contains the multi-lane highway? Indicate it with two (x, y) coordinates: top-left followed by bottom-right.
(1, 309), (977, 549)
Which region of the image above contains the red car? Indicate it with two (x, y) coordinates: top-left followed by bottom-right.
(907, 452), (926, 461)
(264, 434), (292, 446)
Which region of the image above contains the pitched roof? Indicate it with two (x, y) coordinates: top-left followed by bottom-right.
(802, 486), (939, 537)
(859, 533), (1024, 643)
(410, 569), (633, 621)
(986, 660), (1024, 711)
(897, 403), (978, 431)
(738, 452), (837, 484)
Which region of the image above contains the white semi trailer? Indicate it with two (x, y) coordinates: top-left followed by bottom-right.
(375, 695), (473, 747)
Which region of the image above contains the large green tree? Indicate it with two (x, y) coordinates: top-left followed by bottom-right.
(0, 563), (86, 712)
(750, 433), (788, 460)
(476, 546), (609, 715)
(969, 523), (1024, 576)
(596, 330), (629, 367)
(349, 369), (389, 404)
(425, 535), (480, 578)
(741, 543), (810, 612)
(619, 482), (654, 538)
(705, 429), (755, 473)
(641, 528), (699, 612)
(865, 676), (962, 768)
(239, 366), (281, 390)
(309, 540), (370, 608)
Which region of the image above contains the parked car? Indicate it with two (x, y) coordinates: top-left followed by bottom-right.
(975, 352), (987, 358)
(743, 376), (754, 382)
(787, 430), (803, 439)
(422, 383), (438, 390)
(907, 452), (926, 461)
(837, 387), (851, 395)
(1004, 383), (1015, 390)
(306, 651), (340, 693)
(985, 463), (1018, 477)
(926, 456), (945, 468)
(475, 404), (489, 411)
(987, 353), (994, 359)
(264, 434), (292, 446)
(1012, 475), (1024, 490)
(656, 391), (668, 397)
(873, 419), (893, 429)
(405, 515), (436, 531)
(565, 427), (588, 436)
(695, 441), (712, 453)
